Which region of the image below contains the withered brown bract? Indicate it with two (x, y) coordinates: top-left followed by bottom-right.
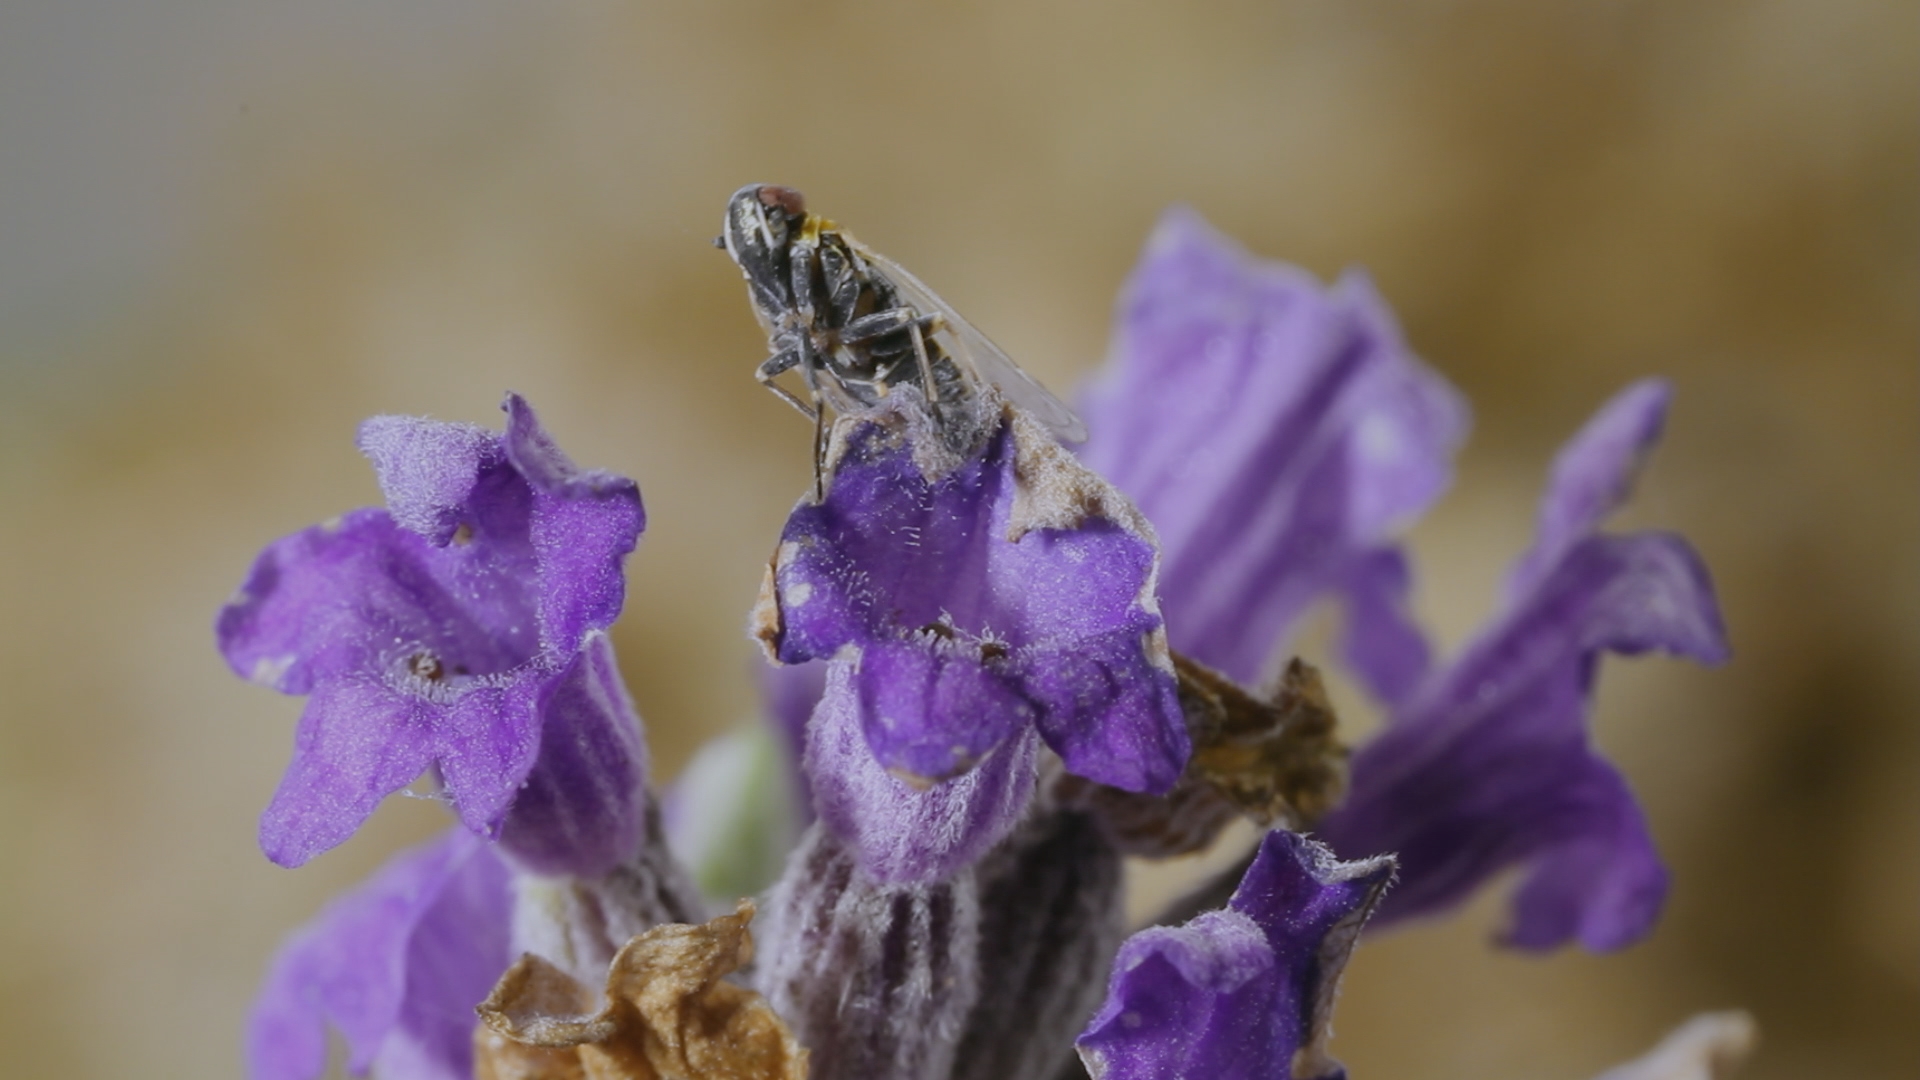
(475, 900), (809, 1080)
(1063, 653), (1349, 859)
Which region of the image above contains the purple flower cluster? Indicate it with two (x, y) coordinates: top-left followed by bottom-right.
(221, 208), (1732, 1080)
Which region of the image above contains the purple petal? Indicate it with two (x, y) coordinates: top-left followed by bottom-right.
(357, 416), (503, 546)
(1318, 531), (1728, 951)
(855, 639), (1032, 781)
(219, 396), (649, 867)
(804, 660), (1040, 883)
(259, 679), (442, 868)
(767, 405), (1184, 816)
(1500, 783), (1666, 952)
(217, 508), (531, 697)
(494, 633), (649, 877)
(1077, 831), (1392, 1080)
(1078, 208), (1467, 690)
(1508, 379), (1671, 599)
(1228, 832), (1396, 1080)
(502, 395), (646, 654)
(247, 829), (512, 1080)
(1335, 547), (1432, 708)
(431, 677), (544, 845)
(1019, 633), (1189, 792)
(1077, 911), (1280, 1079)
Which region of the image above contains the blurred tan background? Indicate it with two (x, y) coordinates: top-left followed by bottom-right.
(0, 1), (1913, 1077)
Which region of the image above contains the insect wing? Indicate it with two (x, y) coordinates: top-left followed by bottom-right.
(855, 245), (1089, 443)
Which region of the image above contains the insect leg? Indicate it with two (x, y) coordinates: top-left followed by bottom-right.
(793, 335), (831, 500)
(810, 392), (828, 502)
(755, 346), (817, 420)
(836, 306), (943, 403)
(838, 308), (942, 345)
(789, 239), (820, 327)
(907, 316), (941, 404)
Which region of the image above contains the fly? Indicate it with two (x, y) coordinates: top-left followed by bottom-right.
(717, 184), (1086, 493)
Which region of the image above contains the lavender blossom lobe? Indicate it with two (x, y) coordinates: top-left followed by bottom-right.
(247, 829), (513, 1080)
(1317, 380), (1728, 951)
(1076, 830), (1392, 1080)
(1077, 207), (1467, 700)
(217, 394), (650, 874)
(805, 660), (1042, 884)
(1508, 378), (1671, 599)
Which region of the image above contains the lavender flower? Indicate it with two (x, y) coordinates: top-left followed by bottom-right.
(1077, 206), (1467, 702)
(218, 394), (650, 875)
(1316, 380), (1729, 950)
(221, 206), (1744, 1080)
(1078, 209), (1725, 951)
(757, 396), (1187, 882)
(1076, 830), (1393, 1080)
(247, 830), (512, 1080)
(229, 397), (706, 1080)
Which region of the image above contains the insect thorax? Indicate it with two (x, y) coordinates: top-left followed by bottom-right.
(806, 228), (972, 413)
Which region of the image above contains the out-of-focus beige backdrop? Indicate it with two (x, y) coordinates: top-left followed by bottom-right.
(0, 2), (1912, 1077)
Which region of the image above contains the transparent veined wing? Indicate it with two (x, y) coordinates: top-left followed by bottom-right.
(852, 241), (1089, 444)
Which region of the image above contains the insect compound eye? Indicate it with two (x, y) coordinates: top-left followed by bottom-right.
(757, 184), (807, 218)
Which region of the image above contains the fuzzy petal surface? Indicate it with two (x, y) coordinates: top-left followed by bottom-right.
(1078, 208), (1466, 696)
(1319, 383), (1728, 951)
(247, 829), (512, 1080)
(219, 395), (649, 872)
(804, 660), (1041, 883)
(765, 404), (1183, 877)
(1077, 831), (1392, 1080)
(494, 633), (650, 877)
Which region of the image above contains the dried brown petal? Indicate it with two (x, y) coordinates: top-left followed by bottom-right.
(511, 814), (709, 990)
(1070, 653), (1347, 857)
(479, 952), (615, 1047)
(1185, 654), (1345, 825)
(474, 1028), (589, 1080)
(476, 900), (809, 1080)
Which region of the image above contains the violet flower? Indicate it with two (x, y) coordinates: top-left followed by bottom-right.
(1078, 208), (1724, 952)
(757, 396), (1187, 882)
(218, 394), (650, 876)
(229, 397), (706, 1080)
(1077, 206), (1468, 703)
(1316, 380), (1729, 950)
(1076, 830), (1394, 1080)
(247, 829), (512, 1080)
